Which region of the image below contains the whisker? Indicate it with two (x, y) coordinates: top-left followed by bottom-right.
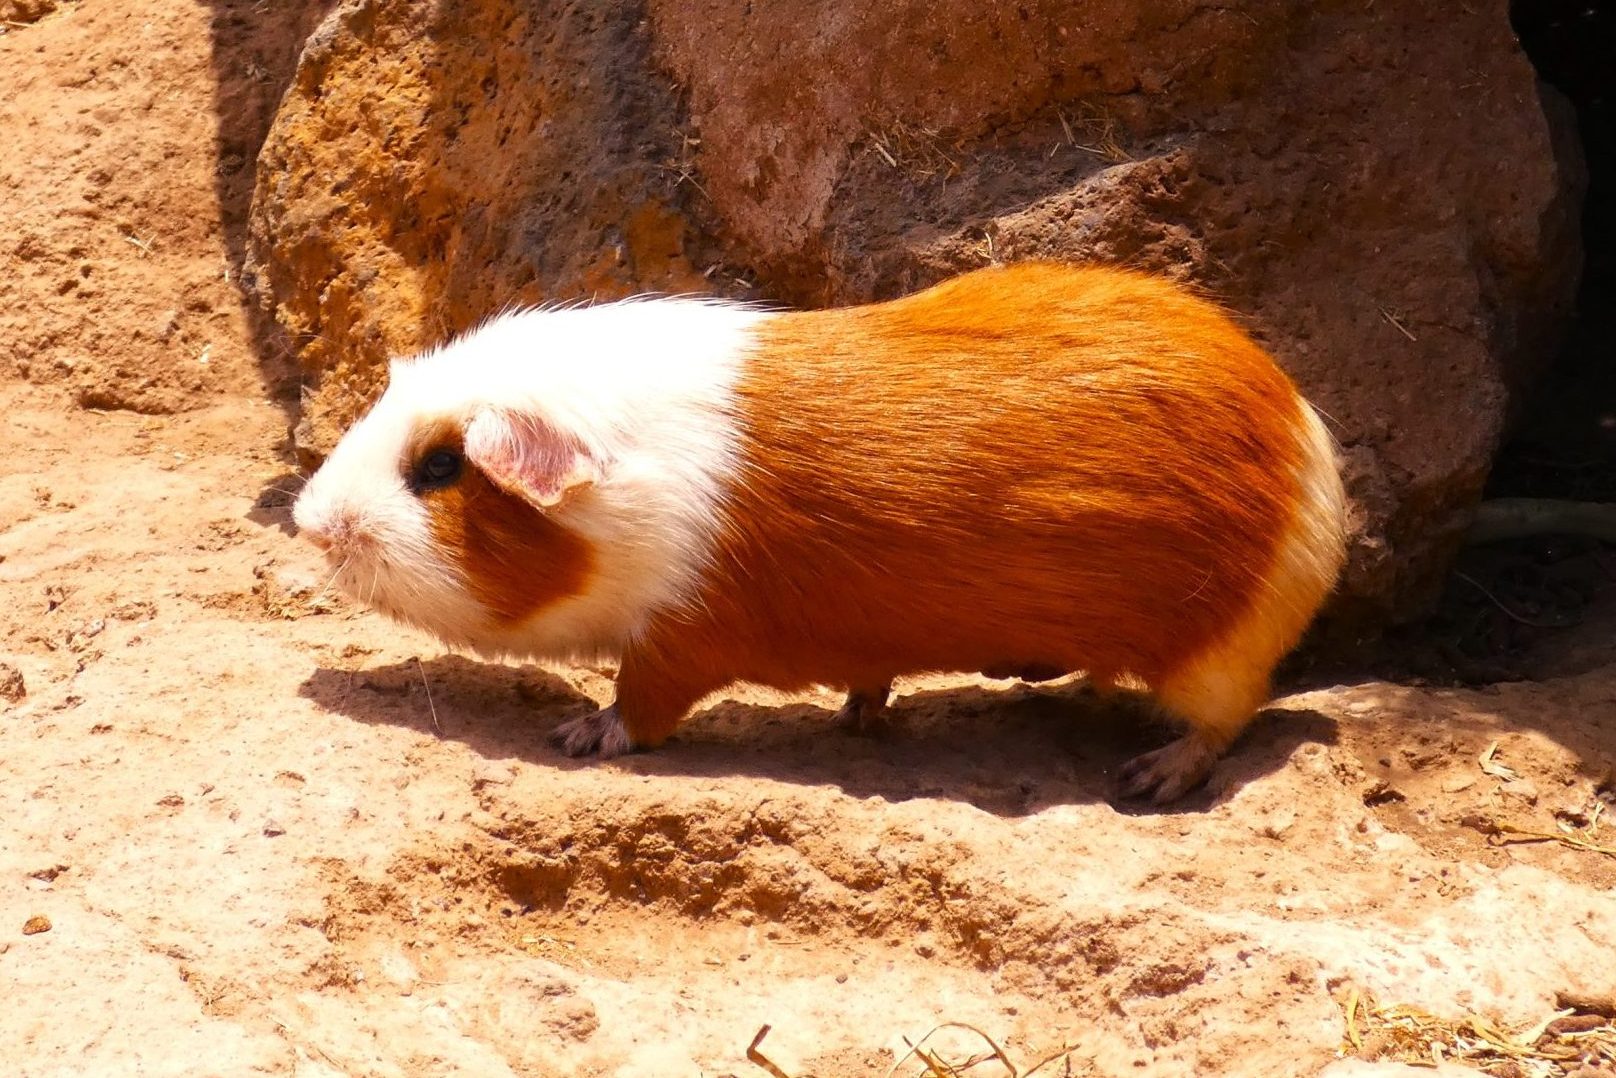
(311, 555), (351, 606)
(416, 658), (442, 735)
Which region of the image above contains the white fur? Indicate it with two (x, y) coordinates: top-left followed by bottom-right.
(1120, 400), (1347, 797)
(292, 297), (772, 659)
(1158, 401), (1348, 736)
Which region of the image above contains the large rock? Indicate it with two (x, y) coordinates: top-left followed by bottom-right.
(245, 0), (717, 456)
(246, 0), (1582, 624)
(0, 1), (57, 24)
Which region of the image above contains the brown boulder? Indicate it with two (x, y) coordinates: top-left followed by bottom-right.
(246, 0), (1582, 623)
(0, 0), (57, 24)
(244, 1), (719, 456)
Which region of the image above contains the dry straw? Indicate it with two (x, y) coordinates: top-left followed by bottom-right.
(1341, 988), (1616, 1076)
(748, 1022), (1080, 1078)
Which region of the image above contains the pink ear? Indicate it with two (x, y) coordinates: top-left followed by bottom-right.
(462, 409), (601, 508)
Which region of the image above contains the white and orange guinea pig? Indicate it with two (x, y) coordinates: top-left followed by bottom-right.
(293, 261), (1348, 802)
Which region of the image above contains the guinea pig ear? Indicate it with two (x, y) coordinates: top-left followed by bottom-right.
(462, 408), (602, 509)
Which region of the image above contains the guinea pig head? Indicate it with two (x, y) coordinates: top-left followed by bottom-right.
(291, 367), (599, 648)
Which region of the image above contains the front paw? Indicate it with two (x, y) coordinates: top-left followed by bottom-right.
(550, 705), (633, 759)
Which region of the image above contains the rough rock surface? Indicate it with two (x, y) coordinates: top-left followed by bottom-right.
(246, 0), (1580, 623)
(245, 1), (718, 458)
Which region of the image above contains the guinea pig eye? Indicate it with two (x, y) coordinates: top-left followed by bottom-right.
(412, 448), (463, 492)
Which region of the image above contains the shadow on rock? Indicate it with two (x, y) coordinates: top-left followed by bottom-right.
(200, 0), (340, 419)
(299, 656), (1340, 818)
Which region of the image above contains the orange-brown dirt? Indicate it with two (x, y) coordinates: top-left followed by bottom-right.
(2, 3), (1614, 1077)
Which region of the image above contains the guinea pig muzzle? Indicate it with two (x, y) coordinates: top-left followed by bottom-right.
(299, 510), (363, 558)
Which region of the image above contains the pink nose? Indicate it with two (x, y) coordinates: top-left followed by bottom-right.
(301, 513), (355, 554)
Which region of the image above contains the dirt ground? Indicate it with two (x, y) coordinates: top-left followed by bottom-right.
(2, 3), (1614, 1077)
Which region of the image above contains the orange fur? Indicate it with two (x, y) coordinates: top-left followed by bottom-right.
(416, 424), (595, 626)
(606, 262), (1339, 760)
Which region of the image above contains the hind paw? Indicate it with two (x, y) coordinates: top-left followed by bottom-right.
(1117, 734), (1221, 803)
(833, 685), (892, 737)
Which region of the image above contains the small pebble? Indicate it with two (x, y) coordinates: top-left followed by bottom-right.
(262, 821), (286, 837)
(0, 662), (25, 704)
(1500, 779), (1539, 806)
(1545, 1013), (1608, 1037)
(1362, 781), (1405, 806)
(1260, 810), (1296, 839)
(1556, 990), (1616, 1017)
(23, 915), (51, 935)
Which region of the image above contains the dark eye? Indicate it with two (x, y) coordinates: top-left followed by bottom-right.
(412, 448), (463, 492)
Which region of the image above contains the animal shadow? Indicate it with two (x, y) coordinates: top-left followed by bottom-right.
(301, 656), (1340, 818)
(245, 471), (305, 536)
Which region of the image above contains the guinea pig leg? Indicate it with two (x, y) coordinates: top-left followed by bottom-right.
(550, 667), (716, 759)
(550, 648), (728, 758)
(1116, 660), (1271, 803)
(832, 684), (892, 736)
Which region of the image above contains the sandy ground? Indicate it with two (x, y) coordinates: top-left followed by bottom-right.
(3, 3), (1615, 1077)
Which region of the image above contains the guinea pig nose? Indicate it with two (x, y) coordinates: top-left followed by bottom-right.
(300, 512), (354, 554)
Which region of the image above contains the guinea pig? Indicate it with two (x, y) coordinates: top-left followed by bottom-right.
(292, 261), (1348, 802)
